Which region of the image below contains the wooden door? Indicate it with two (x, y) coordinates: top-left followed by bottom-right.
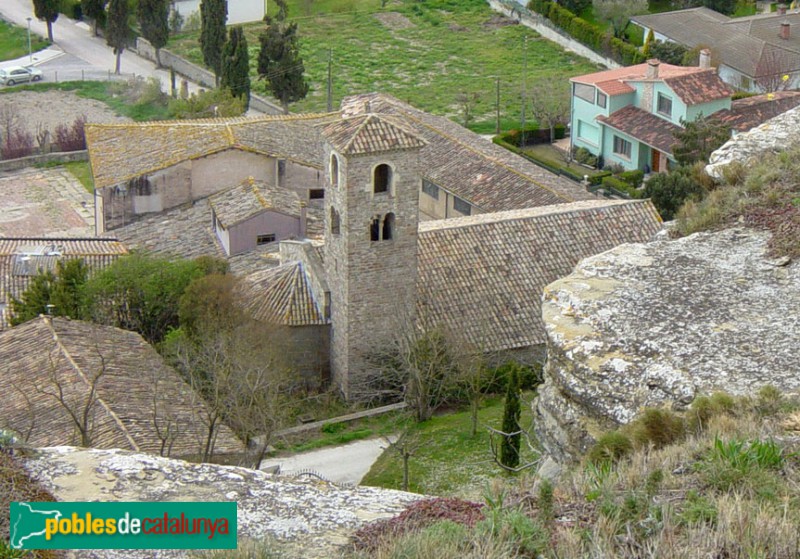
(651, 149), (661, 173)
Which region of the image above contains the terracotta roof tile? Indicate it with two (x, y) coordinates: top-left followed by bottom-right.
(598, 105), (682, 154)
(596, 79), (635, 96)
(0, 317), (244, 457)
(209, 179), (302, 229)
(240, 263), (327, 326)
(571, 62), (705, 86)
(0, 238), (127, 330)
(663, 70), (734, 105)
(713, 91), (800, 131)
(322, 113), (426, 155)
(416, 200), (663, 352)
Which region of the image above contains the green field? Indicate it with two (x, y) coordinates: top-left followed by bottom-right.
(168, 0), (600, 131)
(361, 394), (538, 499)
(0, 19), (49, 62)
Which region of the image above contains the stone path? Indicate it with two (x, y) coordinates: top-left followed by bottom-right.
(0, 167), (94, 237)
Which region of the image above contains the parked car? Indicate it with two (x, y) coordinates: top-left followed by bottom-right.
(0, 66), (43, 86)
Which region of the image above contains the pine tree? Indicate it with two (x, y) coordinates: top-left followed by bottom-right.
(500, 366), (521, 470)
(220, 26), (251, 109)
(200, 0), (228, 85)
(10, 259), (90, 326)
(32, 0), (59, 43)
(137, 0), (169, 67)
(81, 0), (107, 36)
(643, 28), (654, 58)
(10, 270), (55, 326)
(106, 0), (132, 74)
(257, 1), (309, 114)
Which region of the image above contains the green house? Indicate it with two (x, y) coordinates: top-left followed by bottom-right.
(569, 58), (733, 173)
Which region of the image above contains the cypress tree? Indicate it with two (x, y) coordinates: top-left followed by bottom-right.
(32, 0), (59, 43)
(200, 0), (228, 85)
(106, 0), (132, 74)
(137, 0), (170, 67)
(10, 270), (55, 326)
(81, 0), (107, 36)
(500, 366), (521, 470)
(220, 26), (251, 109)
(257, 1), (309, 114)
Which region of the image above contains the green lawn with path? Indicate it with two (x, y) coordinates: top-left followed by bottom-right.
(0, 19), (49, 62)
(168, 0), (600, 132)
(361, 393), (538, 499)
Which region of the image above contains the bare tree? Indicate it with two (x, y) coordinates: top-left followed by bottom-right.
(381, 414), (422, 492)
(755, 48), (793, 93)
(455, 91), (481, 129)
(529, 82), (570, 145)
(150, 370), (183, 457)
(592, 0), (648, 38)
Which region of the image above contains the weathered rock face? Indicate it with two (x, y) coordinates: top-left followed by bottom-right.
(535, 228), (800, 463)
(706, 105), (800, 179)
(21, 447), (421, 559)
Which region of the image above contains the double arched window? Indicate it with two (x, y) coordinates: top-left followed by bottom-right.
(370, 213), (395, 242)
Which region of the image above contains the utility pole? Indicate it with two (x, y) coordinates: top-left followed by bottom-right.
(327, 48), (333, 113)
(495, 77), (500, 136)
(27, 17), (32, 65)
(521, 36), (528, 148)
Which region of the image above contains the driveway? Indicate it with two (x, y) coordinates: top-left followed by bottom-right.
(260, 436), (397, 486)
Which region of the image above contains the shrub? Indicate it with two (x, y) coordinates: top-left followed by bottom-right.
(168, 88), (247, 119)
(1, 127), (35, 160)
(602, 175), (641, 198)
(700, 437), (786, 497)
(587, 431), (633, 464)
(688, 392), (737, 432)
(756, 385), (783, 416)
(643, 166), (706, 220)
(54, 115), (87, 152)
(574, 147), (593, 165)
(618, 169), (644, 188)
(678, 489), (718, 526)
(629, 408), (686, 449)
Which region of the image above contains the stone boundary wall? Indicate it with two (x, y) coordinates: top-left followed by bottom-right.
(0, 150), (88, 173)
(133, 38), (284, 115)
(487, 0), (620, 69)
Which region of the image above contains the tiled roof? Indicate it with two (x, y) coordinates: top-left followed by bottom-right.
(322, 113), (426, 155)
(596, 79), (635, 96)
(340, 93), (597, 211)
(713, 91), (800, 131)
(663, 70), (734, 105)
(0, 316), (244, 457)
(598, 106), (682, 154)
(112, 198), (324, 276)
(0, 238), (127, 330)
(631, 8), (800, 77)
(86, 113), (338, 190)
(209, 180), (301, 229)
(416, 200), (663, 352)
(239, 263), (327, 326)
(571, 61), (705, 86)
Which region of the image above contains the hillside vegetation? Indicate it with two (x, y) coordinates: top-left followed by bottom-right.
(352, 388), (800, 558)
(168, 0), (599, 131)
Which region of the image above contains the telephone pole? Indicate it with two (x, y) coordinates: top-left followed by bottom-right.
(327, 48), (333, 113)
(495, 77), (500, 136)
(521, 36), (528, 147)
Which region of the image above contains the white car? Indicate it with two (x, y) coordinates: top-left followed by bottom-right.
(0, 66), (43, 86)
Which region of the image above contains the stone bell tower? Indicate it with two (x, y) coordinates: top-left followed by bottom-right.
(321, 112), (426, 399)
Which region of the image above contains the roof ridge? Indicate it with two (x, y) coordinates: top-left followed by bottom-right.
(45, 318), (140, 451)
(341, 114), (372, 154)
(85, 111), (340, 129)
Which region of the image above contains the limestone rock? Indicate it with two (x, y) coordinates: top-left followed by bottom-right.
(21, 446), (422, 558)
(706, 105), (800, 179)
(535, 228), (800, 463)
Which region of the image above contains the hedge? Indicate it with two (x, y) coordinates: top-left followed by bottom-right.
(601, 175), (642, 198)
(528, 0), (645, 66)
(498, 124), (566, 148)
(618, 169), (644, 188)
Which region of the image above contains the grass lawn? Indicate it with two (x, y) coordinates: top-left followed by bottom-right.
(168, 0), (600, 131)
(524, 143), (605, 177)
(64, 160), (94, 193)
(1, 81), (173, 122)
(0, 19), (49, 63)
(361, 393), (538, 499)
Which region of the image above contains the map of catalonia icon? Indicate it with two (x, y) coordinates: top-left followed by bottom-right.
(9, 502), (62, 549)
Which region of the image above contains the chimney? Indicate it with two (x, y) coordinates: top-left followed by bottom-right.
(778, 3), (787, 15)
(699, 48), (711, 69)
(299, 201), (307, 238)
(646, 59), (660, 79)
(780, 21), (791, 40)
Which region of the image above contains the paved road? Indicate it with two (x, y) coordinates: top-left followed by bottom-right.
(0, 1), (206, 98)
(260, 436), (397, 486)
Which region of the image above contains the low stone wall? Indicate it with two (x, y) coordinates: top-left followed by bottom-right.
(535, 228), (800, 463)
(133, 38), (284, 115)
(0, 150), (88, 173)
(487, 0), (620, 69)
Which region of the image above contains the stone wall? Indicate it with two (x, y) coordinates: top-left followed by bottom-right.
(535, 228), (800, 463)
(22, 446), (421, 559)
(0, 150), (88, 173)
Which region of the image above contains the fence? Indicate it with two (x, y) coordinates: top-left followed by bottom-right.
(23, 68), (138, 84)
(487, 0), (621, 69)
(132, 38), (284, 115)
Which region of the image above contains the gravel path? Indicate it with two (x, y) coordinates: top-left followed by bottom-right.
(0, 90), (131, 137)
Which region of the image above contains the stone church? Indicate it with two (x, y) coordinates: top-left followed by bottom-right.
(85, 93), (663, 398)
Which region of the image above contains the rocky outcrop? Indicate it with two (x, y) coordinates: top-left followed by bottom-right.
(706, 105), (800, 179)
(20, 447), (422, 559)
(534, 228), (800, 463)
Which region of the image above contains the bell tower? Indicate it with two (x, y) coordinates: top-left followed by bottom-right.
(322, 112), (426, 399)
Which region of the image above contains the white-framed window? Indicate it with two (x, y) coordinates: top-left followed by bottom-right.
(596, 91), (607, 108)
(612, 136), (632, 159)
(574, 83), (596, 103)
(657, 93), (672, 118)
